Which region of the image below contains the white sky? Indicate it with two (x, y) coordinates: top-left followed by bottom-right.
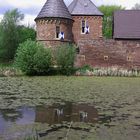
(0, 0), (140, 25)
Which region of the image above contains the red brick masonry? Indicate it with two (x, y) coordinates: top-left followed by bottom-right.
(75, 39), (140, 69)
(36, 18), (73, 46)
(72, 16), (103, 44)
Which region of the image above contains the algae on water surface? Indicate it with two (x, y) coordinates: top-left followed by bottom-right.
(0, 76), (140, 140)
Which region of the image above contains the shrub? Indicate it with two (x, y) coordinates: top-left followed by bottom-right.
(55, 44), (76, 75)
(14, 40), (52, 75)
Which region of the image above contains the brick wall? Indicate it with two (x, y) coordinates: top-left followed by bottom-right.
(72, 16), (103, 44)
(39, 40), (72, 48)
(36, 18), (73, 46)
(75, 39), (140, 69)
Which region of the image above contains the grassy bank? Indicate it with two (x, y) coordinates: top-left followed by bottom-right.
(76, 66), (140, 77)
(0, 62), (22, 76)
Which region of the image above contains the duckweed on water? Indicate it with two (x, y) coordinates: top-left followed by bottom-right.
(0, 76), (140, 140)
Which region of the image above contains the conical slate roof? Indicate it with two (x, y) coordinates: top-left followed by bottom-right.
(68, 0), (103, 16)
(35, 0), (72, 20)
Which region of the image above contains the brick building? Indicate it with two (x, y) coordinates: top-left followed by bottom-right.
(35, 0), (140, 69)
(35, 0), (103, 46)
(68, 0), (103, 44)
(75, 10), (140, 69)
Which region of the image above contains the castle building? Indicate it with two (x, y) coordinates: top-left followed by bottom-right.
(35, 0), (140, 69)
(35, 0), (103, 46)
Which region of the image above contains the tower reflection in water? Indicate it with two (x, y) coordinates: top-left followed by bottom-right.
(35, 103), (98, 125)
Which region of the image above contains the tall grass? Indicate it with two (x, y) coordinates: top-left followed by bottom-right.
(76, 66), (140, 77)
(0, 62), (22, 76)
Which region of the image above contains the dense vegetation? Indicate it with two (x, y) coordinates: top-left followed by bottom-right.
(15, 40), (76, 76)
(55, 44), (76, 75)
(0, 9), (24, 60)
(15, 40), (52, 75)
(0, 9), (36, 61)
(0, 9), (76, 76)
(18, 25), (36, 43)
(99, 5), (125, 38)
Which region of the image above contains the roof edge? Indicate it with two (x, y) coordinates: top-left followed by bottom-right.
(34, 16), (74, 22)
(71, 14), (104, 16)
(114, 37), (140, 40)
(115, 9), (140, 12)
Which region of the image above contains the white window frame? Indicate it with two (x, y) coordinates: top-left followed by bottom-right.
(81, 19), (89, 34)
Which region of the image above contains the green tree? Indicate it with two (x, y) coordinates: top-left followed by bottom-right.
(99, 5), (125, 38)
(15, 40), (52, 75)
(55, 44), (76, 75)
(0, 9), (24, 60)
(18, 25), (36, 42)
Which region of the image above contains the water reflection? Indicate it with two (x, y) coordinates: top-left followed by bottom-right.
(35, 103), (98, 124)
(0, 103), (99, 133)
(0, 107), (35, 125)
(0, 109), (22, 122)
(0, 103), (100, 138)
(0, 107), (35, 135)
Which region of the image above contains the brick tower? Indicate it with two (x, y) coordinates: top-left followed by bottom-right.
(35, 0), (73, 47)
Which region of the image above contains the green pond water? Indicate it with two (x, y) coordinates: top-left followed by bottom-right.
(0, 76), (140, 140)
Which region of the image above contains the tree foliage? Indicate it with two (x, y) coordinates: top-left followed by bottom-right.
(99, 5), (125, 38)
(0, 9), (24, 60)
(15, 40), (52, 75)
(0, 9), (36, 61)
(55, 44), (76, 75)
(18, 25), (36, 43)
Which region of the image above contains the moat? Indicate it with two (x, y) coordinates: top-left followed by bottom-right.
(0, 76), (140, 140)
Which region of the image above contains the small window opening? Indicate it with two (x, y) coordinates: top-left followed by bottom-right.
(76, 47), (80, 54)
(56, 26), (60, 38)
(104, 56), (109, 61)
(82, 20), (86, 34)
(81, 20), (89, 34)
(127, 56), (133, 62)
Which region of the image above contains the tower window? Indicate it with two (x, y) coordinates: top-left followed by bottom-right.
(81, 20), (86, 34)
(81, 20), (89, 34)
(56, 26), (60, 38)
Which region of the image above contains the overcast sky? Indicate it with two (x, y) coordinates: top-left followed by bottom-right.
(0, 0), (140, 26)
